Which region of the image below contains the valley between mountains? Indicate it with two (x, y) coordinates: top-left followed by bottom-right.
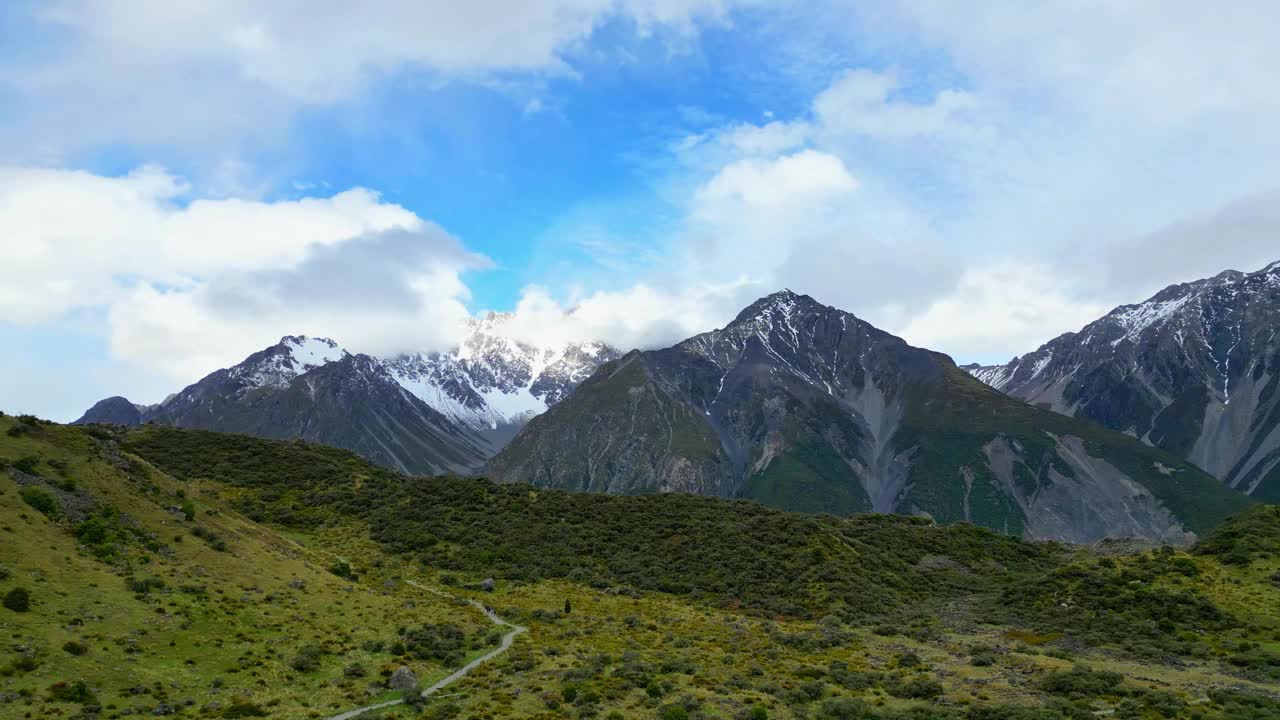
(10, 259), (1277, 719)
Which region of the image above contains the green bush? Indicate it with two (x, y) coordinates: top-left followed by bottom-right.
(192, 525), (228, 551)
(1038, 666), (1123, 697)
(819, 697), (871, 719)
(125, 576), (166, 595)
(290, 644), (325, 672)
(48, 680), (94, 703)
(659, 705), (690, 720)
(220, 701), (270, 718)
(402, 623), (466, 664)
(3, 587), (31, 612)
(11, 456), (41, 474)
(886, 676), (943, 700)
(62, 640), (89, 656)
(19, 486), (59, 517)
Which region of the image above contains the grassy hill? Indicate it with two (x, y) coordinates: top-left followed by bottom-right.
(2, 415), (1279, 719)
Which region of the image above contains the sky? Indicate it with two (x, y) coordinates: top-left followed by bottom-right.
(3, 1), (1280, 421)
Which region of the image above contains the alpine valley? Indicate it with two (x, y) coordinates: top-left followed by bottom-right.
(966, 261), (1280, 502)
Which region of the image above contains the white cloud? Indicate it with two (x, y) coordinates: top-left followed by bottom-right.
(0, 165), (485, 383)
(899, 262), (1110, 363)
(2, 0), (733, 160)
(812, 69), (976, 139)
(1104, 191), (1280, 297)
(694, 149), (857, 216)
(885, 1), (1280, 127)
(499, 281), (760, 351)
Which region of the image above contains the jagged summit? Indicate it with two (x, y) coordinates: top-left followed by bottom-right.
(730, 289), (823, 325)
(967, 258), (1280, 498)
(75, 320), (620, 475)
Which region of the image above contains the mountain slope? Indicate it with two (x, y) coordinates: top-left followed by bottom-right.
(0, 415), (498, 719)
(488, 291), (1251, 543)
(75, 322), (619, 475)
(7, 416), (1279, 719)
(965, 261), (1280, 501)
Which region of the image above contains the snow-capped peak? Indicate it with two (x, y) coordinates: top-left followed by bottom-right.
(280, 335), (347, 371)
(383, 319), (620, 433)
(228, 335), (349, 394)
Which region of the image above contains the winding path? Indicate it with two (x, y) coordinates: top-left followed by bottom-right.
(327, 582), (527, 720)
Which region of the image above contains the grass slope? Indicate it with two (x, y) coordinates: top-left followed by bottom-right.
(0, 416), (499, 719)
(2, 417), (1278, 720)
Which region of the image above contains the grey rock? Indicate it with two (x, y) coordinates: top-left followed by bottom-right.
(479, 577), (495, 592)
(388, 666), (418, 692)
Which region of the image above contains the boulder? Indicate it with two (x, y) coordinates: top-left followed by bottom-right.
(479, 578), (495, 592)
(388, 666), (417, 693)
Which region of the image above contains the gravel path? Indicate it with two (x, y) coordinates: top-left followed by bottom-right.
(327, 582), (526, 720)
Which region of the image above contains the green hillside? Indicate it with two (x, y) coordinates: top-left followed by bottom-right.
(2, 415), (1279, 719)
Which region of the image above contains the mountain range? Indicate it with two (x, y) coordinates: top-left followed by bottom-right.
(488, 290), (1249, 543)
(965, 261), (1280, 503)
(75, 315), (620, 475)
(75, 264), (1280, 543)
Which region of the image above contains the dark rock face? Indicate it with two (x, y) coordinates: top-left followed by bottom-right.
(74, 325), (619, 477)
(489, 290), (1249, 544)
(73, 396), (143, 426)
(967, 261), (1280, 501)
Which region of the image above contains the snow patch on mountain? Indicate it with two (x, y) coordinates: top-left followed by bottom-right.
(1109, 295), (1194, 346)
(285, 336), (347, 369)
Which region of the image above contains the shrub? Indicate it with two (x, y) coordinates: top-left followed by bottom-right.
(192, 526), (228, 551)
(3, 587), (31, 612)
(886, 676), (943, 700)
(221, 701), (269, 718)
(290, 644), (325, 672)
(62, 640), (89, 656)
(126, 576), (166, 595)
(659, 705), (690, 720)
(11, 456), (41, 474)
(344, 663), (367, 678)
(19, 487), (59, 517)
(970, 650), (997, 666)
(329, 561), (355, 579)
(1038, 665), (1123, 697)
(819, 697), (871, 719)
(403, 623), (466, 664)
(48, 680), (95, 703)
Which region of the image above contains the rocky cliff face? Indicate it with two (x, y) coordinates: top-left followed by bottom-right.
(966, 261), (1280, 501)
(489, 290), (1250, 543)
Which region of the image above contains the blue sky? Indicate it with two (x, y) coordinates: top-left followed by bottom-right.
(3, 1), (1280, 420)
